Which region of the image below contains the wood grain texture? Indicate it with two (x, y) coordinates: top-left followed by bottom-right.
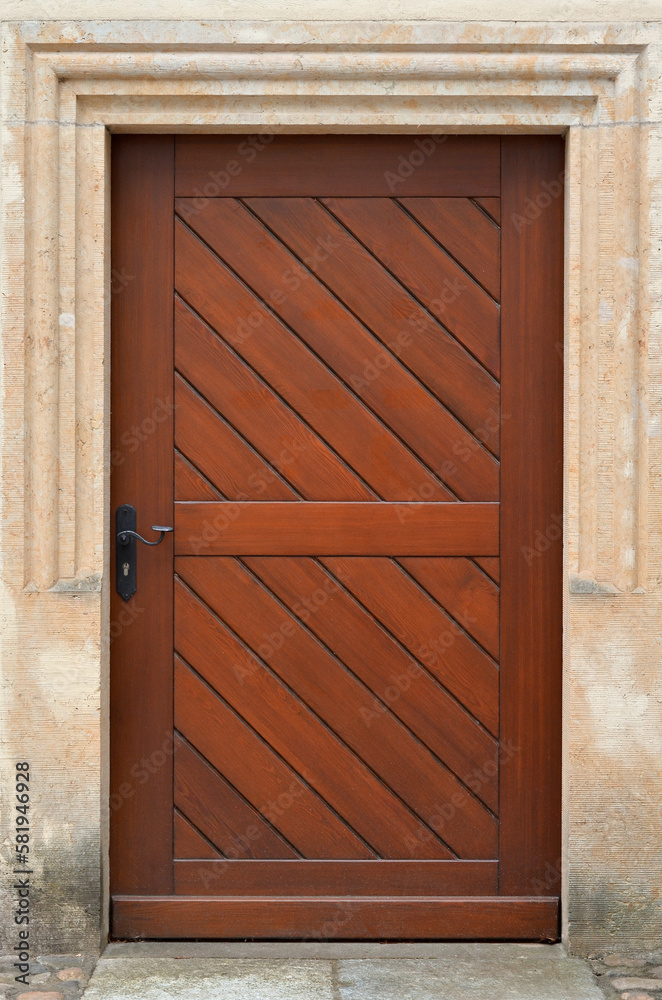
(398, 197), (500, 299)
(321, 556), (499, 735)
(175, 134), (501, 197)
(175, 201), (499, 500)
(174, 812), (222, 860)
(174, 502), (499, 555)
(175, 579), (454, 860)
(174, 219), (451, 498)
(398, 556), (499, 659)
(321, 197), (500, 377)
(473, 197), (501, 224)
(173, 860), (498, 896)
(175, 295), (371, 501)
(109, 135), (175, 896)
(112, 135), (562, 942)
(244, 555), (499, 810)
(175, 656), (374, 860)
(243, 196), (501, 453)
(175, 734), (299, 860)
(113, 895), (559, 940)
(499, 136), (563, 896)
(175, 452), (222, 502)
(175, 564), (497, 856)
(474, 556), (500, 583)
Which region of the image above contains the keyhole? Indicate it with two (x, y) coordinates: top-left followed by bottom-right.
(123, 562), (130, 577)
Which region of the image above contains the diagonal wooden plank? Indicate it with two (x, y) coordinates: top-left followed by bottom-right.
(175, 656), (374, 859)
(398, 198), (500, 300)
(175, 451), (222, 502)
(175, 733), (298, 860)
(174, 810), (223, 860)
(245, 197), (500, 454)
(245, 555), (499, 815)
(176, 202), (499, 501)
(321, 198), (500, 378)
(321, 557), (499, 736)
(175, 295), (374, 501)
(174, 218), (452, 498)
(474, 556), (500, 584)
(175, 575), (458, 860)
(176, 560), (497, 857)
(398, 557), (500, 660)
(473, 197), (501, 224)
(175, 374), (298, 501)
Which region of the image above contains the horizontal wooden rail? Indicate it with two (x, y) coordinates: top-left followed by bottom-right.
(175, 135), (500, 197)
(173, 860), (498, 896)
(112, 895), (558, 940)
(174, 502), (499, 556)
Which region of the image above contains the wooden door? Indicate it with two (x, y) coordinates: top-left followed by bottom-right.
(110, 135), (563, 940)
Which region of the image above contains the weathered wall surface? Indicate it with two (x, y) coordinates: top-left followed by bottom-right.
(4, 0), (662, 20)
(0, 7), (661, 957)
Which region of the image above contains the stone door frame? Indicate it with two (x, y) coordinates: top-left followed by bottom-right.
(0, 19), (656, 952)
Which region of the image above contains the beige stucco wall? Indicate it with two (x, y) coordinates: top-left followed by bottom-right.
(0, 4), (661, 956)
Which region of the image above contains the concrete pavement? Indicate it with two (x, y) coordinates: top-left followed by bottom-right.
(80, 943), (606, 999)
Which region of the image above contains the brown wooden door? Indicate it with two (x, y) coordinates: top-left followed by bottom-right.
(110, 135), (563, 941)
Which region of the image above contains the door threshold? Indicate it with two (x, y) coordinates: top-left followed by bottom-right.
(103, 941), (561, 960)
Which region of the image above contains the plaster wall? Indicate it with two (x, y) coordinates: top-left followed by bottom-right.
(0, 8), (661, 956)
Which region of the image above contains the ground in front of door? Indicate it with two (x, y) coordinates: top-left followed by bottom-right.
(0, 945), (661, 1000)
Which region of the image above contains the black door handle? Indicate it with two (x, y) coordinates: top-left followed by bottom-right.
(117, 525), (173, 547)
(115, 504), (172, 602)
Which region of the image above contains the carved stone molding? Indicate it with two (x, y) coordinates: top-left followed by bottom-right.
(1, 20), (652, 593)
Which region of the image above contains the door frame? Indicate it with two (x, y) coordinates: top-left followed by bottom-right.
(5, 20), (651, 954)
(108, 133), (563, 941)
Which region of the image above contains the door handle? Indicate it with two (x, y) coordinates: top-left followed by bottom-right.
(115, 504), (172, 602)
(117, 525), (173, 547)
